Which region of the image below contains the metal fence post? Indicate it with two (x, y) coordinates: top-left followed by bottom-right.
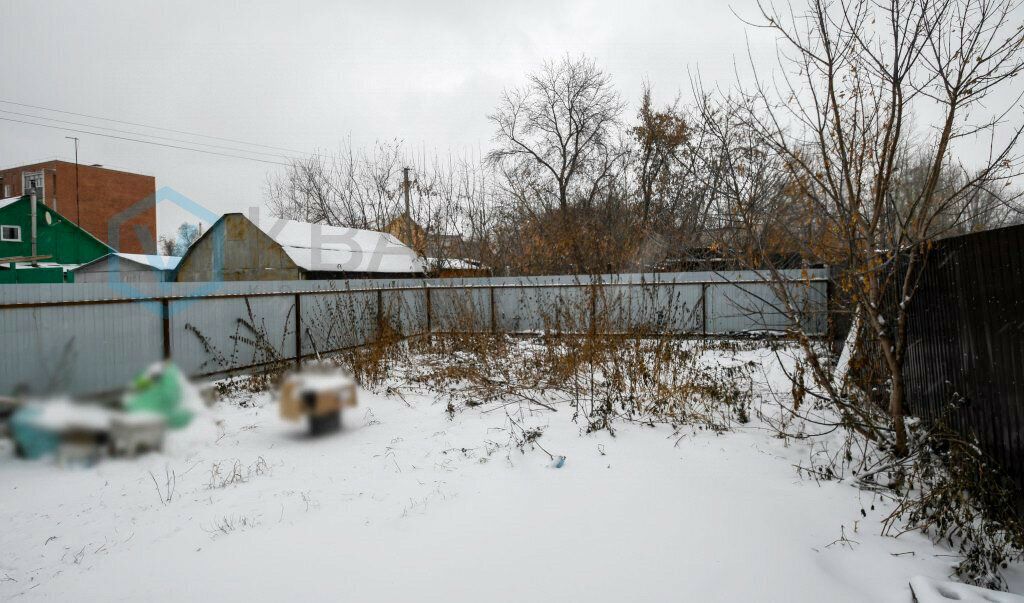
(376, 289), (383, 339)
(701, 282), (708, 336)
(589, 284), (598, 335)
(489, 286), (496, 334)
(161, 298), (171, 359)
(425, 285), (432, 335)
(294, 293), (302, 370)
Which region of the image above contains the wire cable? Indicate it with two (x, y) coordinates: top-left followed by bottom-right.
(0, 109), (305, 160)
(0, 116), (293, 167)
(0, 98), (309, 156)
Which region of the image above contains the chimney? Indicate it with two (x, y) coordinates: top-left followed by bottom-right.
(30, 191), (38, 261)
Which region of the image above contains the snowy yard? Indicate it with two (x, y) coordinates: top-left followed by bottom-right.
(2, 342), (1022, 602)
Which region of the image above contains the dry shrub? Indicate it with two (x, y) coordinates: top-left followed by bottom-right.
(771, 365), (1024, 591)
(186, 298), (294, 403)
(881, 425), (1024, 591)
(383, 331), (757, 435)
(333, 320), (410, 389)
(316, 281), (759, 435)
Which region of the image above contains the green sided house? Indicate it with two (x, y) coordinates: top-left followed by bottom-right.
(0, 195), (112, 283)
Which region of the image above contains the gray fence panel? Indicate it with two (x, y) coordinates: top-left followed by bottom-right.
(493, 286), (536, 333)
(0, 270), (827, 304)
(429, 286), (492, 333)
(170, 295), (295, 376)
(300, 290), (378, 356)
(706, 280), (827, 334)
(0, 301), (163, 397)
(662, 283), (704, 333)
(597, 283), (700, 333)
(708, 281), (785, 333)
(0, 270), (829, 397)
(380, 289), (426, 337)
(494, 284), (591, 333)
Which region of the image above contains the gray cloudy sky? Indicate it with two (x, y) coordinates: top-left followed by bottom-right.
(0, 0), (780, 238)
(4, 1), (1017, 240)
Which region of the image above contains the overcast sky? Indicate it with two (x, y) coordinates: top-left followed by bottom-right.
(0, 0), (784, 238)
(1, 0), (1019, 240)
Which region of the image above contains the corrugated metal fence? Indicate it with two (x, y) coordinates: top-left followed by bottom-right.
(903, 224), (1024, 492)
(0, 269), (827, 397)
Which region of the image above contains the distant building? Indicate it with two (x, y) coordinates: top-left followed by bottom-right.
(431, 257), (491, 278)
(385, 214), (426, 254)
(0, 195), (112, 283)
(175, 213), (426, 282)
(72, 253), (181, 284)
(0, 160), (156, 253)
(385, 214), (490, 277)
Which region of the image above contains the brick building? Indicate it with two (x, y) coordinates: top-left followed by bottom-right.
(0, 160), (155, 253)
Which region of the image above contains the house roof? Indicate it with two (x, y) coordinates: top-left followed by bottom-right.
(0, 196), (113, 255)
(429, 257), (486, 271)
(251, 216), (426, 274)
(0, 196), (23, 211)
(0, 159), (155, 178)
(74, 253), (181, 272)
(114, 253), (181, 270)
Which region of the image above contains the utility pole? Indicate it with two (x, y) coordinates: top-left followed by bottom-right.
(402, 167), (412, 247)
(65, 137), (81, 227)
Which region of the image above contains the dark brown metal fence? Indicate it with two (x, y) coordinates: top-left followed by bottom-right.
(903, 223), (1024, 492)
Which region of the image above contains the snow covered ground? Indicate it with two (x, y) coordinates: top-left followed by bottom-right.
(2, 345), (1022, 602)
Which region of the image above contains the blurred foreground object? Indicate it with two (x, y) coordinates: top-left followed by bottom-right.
(123, 361), (192, 428)
(6, 361), (198, 464)
(10, 405), (60, 460)
(11, 400), (111, 465)
(110, 413), (166, 458)
(10, 401), (166, 464)
(279, 371), (357, 436)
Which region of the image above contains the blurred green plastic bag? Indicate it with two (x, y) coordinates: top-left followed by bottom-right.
(124, 362), (192, 429)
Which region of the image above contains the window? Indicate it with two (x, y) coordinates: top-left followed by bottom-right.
(1, 225), (21, 242)
(22, 171), (44, 198)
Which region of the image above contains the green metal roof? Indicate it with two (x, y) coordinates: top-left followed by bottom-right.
(0, 196), (112, 272)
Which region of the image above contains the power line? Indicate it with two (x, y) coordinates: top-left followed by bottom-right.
(0, 108), (305, 160)
(0, 116), (293, 167)
(0, 98), (310, 156)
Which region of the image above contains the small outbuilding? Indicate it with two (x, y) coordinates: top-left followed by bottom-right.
(72, 253), (181, 284)
(175, 212), (426, 282)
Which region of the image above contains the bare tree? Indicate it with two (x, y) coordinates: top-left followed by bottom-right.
(487, 54), (626, 268)
(265, 138), (405, 231)
(265, 139), (500, 274)
(716, 0), (1024, 456)
(158, 222), (201, 256)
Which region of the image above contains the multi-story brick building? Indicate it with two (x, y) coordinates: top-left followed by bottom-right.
(0, 160), (155, 253)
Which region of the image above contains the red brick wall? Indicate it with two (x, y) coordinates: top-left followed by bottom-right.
(0, 160), (156, 253)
